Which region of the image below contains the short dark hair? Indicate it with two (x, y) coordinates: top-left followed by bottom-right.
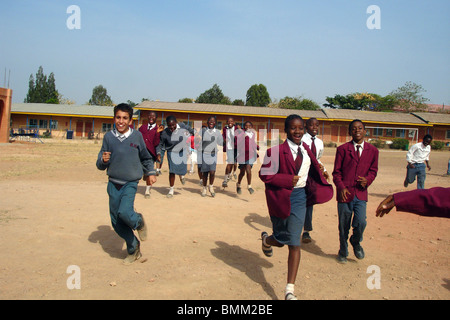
(284, 114), (304, 132)
(348, 119), (365, 133)
(423, 134), (432, 141)
(166, 115), (177, 123)
(114, 103), (133, 119)
(306, 117), (318, 126)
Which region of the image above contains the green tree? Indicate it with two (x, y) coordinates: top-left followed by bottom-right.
(389, 81), (429, 112)
(24, 66), (59, 104)
(178, 98), (194, 103)
(88, 85), (114, 106)
(245, 84), (271, 107)
(196, 84), (231, 105)
(278, 96), (320, 110)
(232, 99), (245, 106)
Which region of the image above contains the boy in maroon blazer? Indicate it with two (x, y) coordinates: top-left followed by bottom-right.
(259, 114), (333, 300)
(138, 111), (164, 198)
(332, 119), (379, 263)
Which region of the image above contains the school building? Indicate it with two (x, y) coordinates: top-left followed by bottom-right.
(7, 100), (450, 146)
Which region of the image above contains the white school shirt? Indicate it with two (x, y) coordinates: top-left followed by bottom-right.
(353, 140), (365, 157)
(301, 132), (325, 166)
(287, 138), (311, 188)
(225, 126), (235, 150)
(113, 128), (133, 142)
(406, 142), (431, 164)
(148, 123), (156, 131)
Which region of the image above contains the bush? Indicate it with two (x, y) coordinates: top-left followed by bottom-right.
(431, 141), (445, 150)
(390, 138), (409, 150)
(370, 139), (385, 149)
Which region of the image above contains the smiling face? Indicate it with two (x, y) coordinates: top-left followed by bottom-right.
(285, 118), (304, 145)
(147, 112), (157, 125)
(114, 110), (133, 134)
(306, 118), (319, 137)
(349, 121), (366, 144)
(422, 137), (432, 147)
(167, 119), (178, 132)
(227, 117), (235, 128)
(207, 117), (216, 129)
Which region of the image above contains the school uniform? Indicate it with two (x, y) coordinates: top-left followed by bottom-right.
(301, 132), (326, 233)
(222, 125), (237, 164)
(199, 127), (223, 172)
(393, 187), (450, 218)
(139, 122), (160, 160)
(235, 129), (259, 168)
(259, 140), (333, 246)
(332, 140), (379, 258)
(96, 129), (155, 254)
(405, 142), (431, 189)
(157, 123), (194, 175)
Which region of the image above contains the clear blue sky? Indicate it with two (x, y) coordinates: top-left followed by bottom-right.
(1, 0), (449, 106)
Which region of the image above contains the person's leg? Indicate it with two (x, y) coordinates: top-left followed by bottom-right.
(302, 205), (314, 243)
(337, 201), (353, 261)
(108, 182), (141, 255)
(236, 166), (245, 194)
(350, 197), (367, 259)
(416, 163), (426, 189)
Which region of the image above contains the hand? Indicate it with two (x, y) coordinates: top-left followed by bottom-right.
(149, 175), (157, 184)
(427, 165), (431, 171)
(323, 170), (330, 181)
(357, 176), (367, 188)
(102, 151), (111, 163)
(340, 188), (351, 202)
(292, 176), (300, 187)
(376, 195), (395, 217)
(407, 163), (415, 169)
(157, 155), (161, 163)
(157, 125), (164, 133)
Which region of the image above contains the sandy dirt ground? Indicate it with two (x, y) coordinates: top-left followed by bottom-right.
(0, 139), (449, 300)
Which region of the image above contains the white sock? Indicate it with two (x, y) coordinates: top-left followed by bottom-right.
(247, 184), (252, 189)
(168, 187), (174, 194)
(285, 283), (295, 295)
(145, 186), (151, 193)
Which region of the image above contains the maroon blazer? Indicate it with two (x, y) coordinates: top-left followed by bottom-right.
(222, 125), (237, 152)
(259, 140), (333, 219)
(139, 123), (161, 158)
(332, 141), (379, 203)
(393, 187), (450, 218)
(235, 129), (259, 163)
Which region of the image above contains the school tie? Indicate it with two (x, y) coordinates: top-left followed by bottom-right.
(356, 145), (361, 160)
(311, 137), (317, 158)
(295, 146), (303, 173)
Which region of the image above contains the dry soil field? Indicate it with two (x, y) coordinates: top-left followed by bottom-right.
(0, 139), (449, 300)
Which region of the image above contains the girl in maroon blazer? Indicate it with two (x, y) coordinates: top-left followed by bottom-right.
(259, 114), (333, 300)
(235, 121), (259, 195)
(332, 119), (379, 264)
(138, 111), (164, 198)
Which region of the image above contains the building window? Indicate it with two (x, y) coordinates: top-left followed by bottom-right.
(373, 128), (383, 136)
(29, 119), (38, 128)
(102, 123), (112, 132)
(50, 120), (58, 129)
(385, 129), (393, 136)
(446, 130), (450, 139)
(39, 119), (48, 129)
(396, 129), (405, 138)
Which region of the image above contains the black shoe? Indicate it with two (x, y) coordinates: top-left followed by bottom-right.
(237, 186), (242, 194)
(302, 232), (312, 244)
(337, 253), (347, 264)
(350, 236), (364, 259)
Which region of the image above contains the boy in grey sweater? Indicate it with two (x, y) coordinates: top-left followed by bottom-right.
(96, 103), (156, 265)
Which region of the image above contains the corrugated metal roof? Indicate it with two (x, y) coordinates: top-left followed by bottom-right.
(11, 103), (138, 119)
(136, 100), (328, 119)
(411, 112), (450, 125)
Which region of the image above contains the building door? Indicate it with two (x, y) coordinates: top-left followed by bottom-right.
(76, 121), (83, 137)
